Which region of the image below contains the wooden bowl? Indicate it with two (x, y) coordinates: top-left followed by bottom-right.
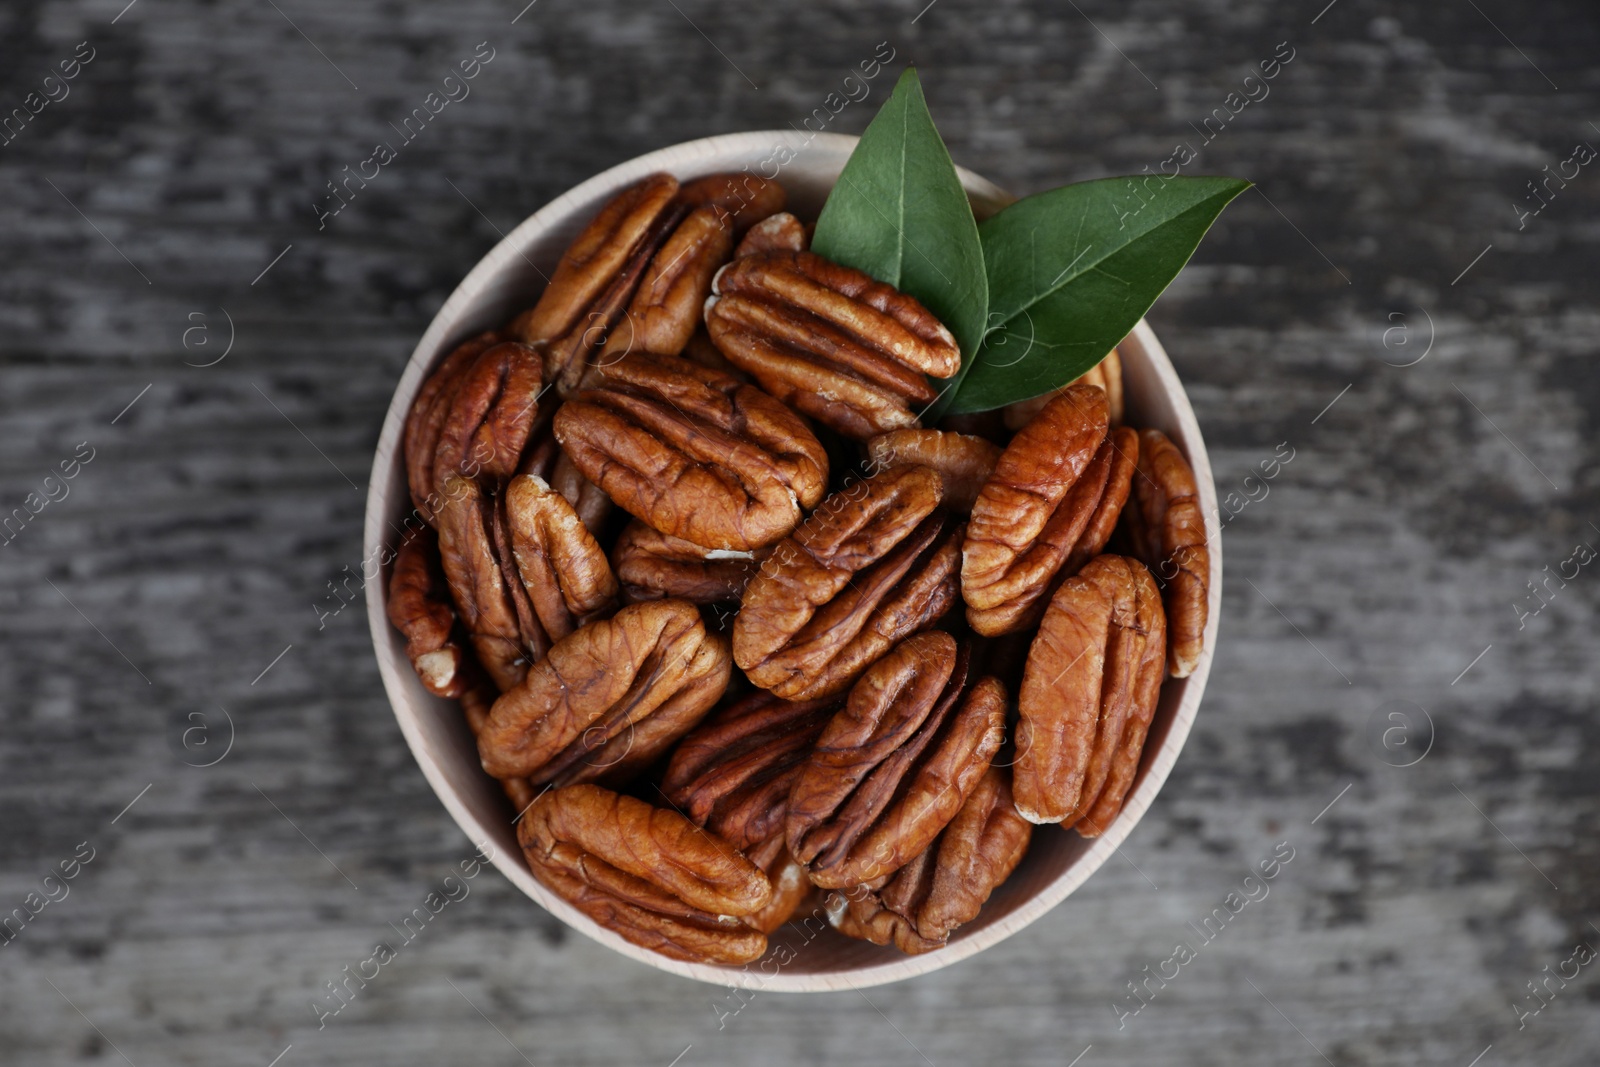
(363, 131), (1221, 991)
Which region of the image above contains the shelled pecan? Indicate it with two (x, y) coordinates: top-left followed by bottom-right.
(962, 384), (1138, 636)
(1123, 429), (1209, 678)
(734, 212), (807, 257)
(734, 464), (961, 701)
(385, 528), (467, 698)
(595, 204), (733, 365)
(477, 599), (731, 787)
(553, 351), (828, 552)
(661, 689), (837, 851)
(458, 671), (536, 813)
(403, 330), (501, 523)
(828, 766), (1031, 954)
(519, 784), (772, 964)
(430, 340), (544, 493)
(866, 429), (1002, 513)
(611, 520), (760, 604)
(704, 250), (961, 438)
(503, 473), (618, 642)
(434, 473), (532, 692)
(517, 429), (612, 537)
(786, 633), (1006, 889)
(1015, 554), (1166, 827)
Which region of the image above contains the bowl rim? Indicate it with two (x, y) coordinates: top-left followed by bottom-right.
(364, 130), (1222, 991)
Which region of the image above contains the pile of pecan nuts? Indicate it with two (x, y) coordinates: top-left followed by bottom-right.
(387, 171), (1210, 966)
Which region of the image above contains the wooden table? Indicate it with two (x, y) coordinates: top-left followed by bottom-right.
(1, 1), (1595, 1063)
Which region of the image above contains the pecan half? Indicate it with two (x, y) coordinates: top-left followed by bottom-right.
(735, 212), (807, 257)
(866, 429), (1002, 513)
(518, 429), (612, 536)
(519, 784), (772, 965)
(503, 473), (619, 642)
(786, 633), (1006, 889)
(962, 384), (1134, 636)
(597, 204), (733, 364)
(705, 250), (961, 439)
(744, 833), (817, 935)
(431, 340), (544, 493)
(477, 599), (731, 786)
(513, 174), (679, 343)
(662, 689), (836, 851)
(457, 670), (536, 812)
(1124, 429), (1209, 678)
(1015, 554), (1165, 826)
(404, 330), (502, 523)
(733, 465), (961, 701)
(612, 520), (761, 605)
(553, 351), (828, 552)
(385, 528), (467, 698)
(1003, 347), (1124, 431)
(435, 473), (529, 692)
(828, 766), (1031, 954)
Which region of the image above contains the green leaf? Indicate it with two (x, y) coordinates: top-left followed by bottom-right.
(811, 68), (988, 397)
(946, 175), (1251, 414)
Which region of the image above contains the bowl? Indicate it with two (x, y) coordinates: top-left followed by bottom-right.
(363, 131), (1221, 991)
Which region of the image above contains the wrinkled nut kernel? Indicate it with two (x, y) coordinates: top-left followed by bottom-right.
(675, 172), (787, 233)
(963, 384), (1131, 637)
(734, 464), (962, 701)
(477, 599), (731, 786)
(735, 212), (807, 258)
(517, 429), (612, 537)
(1003, 347), (1125, 431)
(434, 473), (530, 693)
(431, 340), (544, 495)
(385, 529), (467, 698)
(828, 765), (1032, 954)
(598, 204), (733, 364)
(866, 429), (1002, 513)
(519, 784), (772, 965)
(786, 632), (1006, 889)
(662, 689), (837, 851)
(1015, 554), (1165, 827)
(1124, 429), (1209, 678)
(504, 474), (619, 643)
(553, 351), (828, 552)
(744, 833), (817, 935)
(404, 331), (503, 523)
(510, 173), (681, 389)
(705, 250), (961, 439)
(612, 520), (761, 605)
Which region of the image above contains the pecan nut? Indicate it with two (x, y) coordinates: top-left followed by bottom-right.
(434, 473), (531, 692)
(962, 384), (1139, 636)
(662, 689), (836, 851)
(734, 212), (807, 258)
(403, 330), (502, 523)
(866, 429), (1002, 513)
(733, 464), (961, 701)
(612, 520), (762, 605)
(553, 351), (828, 551)
(385, 528), (467, 698)
(785, 632), (1006, 889)
(1015, 554), (1166, 827)
(744, 833), (817, 935)
(705, 250), (961, 439)
(1003, 347), (1124, 431)
(510, 173), (682, 392)
(517, 428), (612, 536)
(477, 599), (731, 786)
(503, 473), (619, 643)
(457, 670), (537, 813)
(597, 204), (733, 364)
(431, 340), (544, 494)
(1124, 429), (1209, 678)
(828, 766), (1031, 954)
(519, 784), (772, 965)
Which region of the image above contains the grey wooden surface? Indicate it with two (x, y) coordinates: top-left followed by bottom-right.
(2, 0), (1597, 1063)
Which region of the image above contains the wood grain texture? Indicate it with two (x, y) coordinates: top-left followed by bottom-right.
(0, 0), (1597, 1063)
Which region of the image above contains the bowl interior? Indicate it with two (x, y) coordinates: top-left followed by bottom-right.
(364, 131), (1221, 990)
